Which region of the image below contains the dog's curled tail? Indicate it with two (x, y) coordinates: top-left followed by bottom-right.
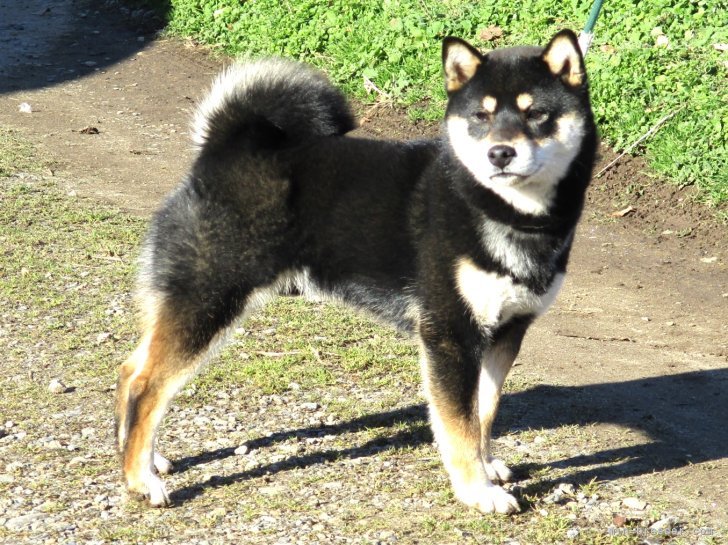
(191, 58), (356, 153)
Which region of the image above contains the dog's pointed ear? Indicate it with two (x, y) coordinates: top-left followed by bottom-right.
(542, 29), (586, 87)
(442, 37), (483, 93)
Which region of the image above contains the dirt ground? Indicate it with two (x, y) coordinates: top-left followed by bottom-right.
(1, 0), (726, 540)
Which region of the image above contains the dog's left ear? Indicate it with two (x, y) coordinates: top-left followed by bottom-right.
(542, 29), (586, 87)
(442, 37), (483, 93)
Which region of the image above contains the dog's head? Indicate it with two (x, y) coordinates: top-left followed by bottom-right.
(442, 30), (595, 216)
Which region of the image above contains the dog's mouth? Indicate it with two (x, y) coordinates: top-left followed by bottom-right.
(490, 171), (530, 184)
(490, 164), (542, 184)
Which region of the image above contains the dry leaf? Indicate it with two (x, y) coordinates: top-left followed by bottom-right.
(611, 206), (635, 217)
(478, 25), (503, 42)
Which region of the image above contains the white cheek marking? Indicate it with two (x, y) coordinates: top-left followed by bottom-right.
(455, 258), (564, 327)
(529, 113), (585, 187)
(482, 96), (497, 113)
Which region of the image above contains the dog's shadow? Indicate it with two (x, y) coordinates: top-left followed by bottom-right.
(168, 368), (727, 506)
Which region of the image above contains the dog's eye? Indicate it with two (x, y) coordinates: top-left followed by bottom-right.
(473, 111), (490, 122)
(526, 109), (549, 123)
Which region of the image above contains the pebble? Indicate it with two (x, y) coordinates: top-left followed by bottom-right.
(566, 528), (579, 539)
(622, 497), (648, 510)
(48, 379), (68, 394)
(650, 516), (678, 532)
(80, 427), (95, 438)
(300, 402), (319, 411)
(5, 512), (47, 531)
(6, 461), (23, 472)
(234, 445), (249, 455)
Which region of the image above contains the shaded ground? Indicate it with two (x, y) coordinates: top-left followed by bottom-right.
(1, 1), (726, 543)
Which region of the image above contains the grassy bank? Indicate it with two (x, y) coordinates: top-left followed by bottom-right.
(135, 0), (726, 207)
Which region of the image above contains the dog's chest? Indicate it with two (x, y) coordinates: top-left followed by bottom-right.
(455, 257), (563, 327)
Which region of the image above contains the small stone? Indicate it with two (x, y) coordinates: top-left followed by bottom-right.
(557, 483), (575, 495)
(234, 444), (249, 455)
(82, 61), (98, 67)
(300, 402), (319, 411)
(566, 528), (579, 539)
(650, 516), (678, 532)
(5, 512), (47, 531)
(613, 514), (627, 527)
(19, 102), (32, 113)
(622, 497), (647, 510)
(207, 507), (226, 518)
(48, 379), (68, 394)
(81, 427), (95, 438)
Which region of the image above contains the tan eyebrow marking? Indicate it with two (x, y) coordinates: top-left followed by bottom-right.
(481, 95), (497, 113)
(516, 93), (533, 111)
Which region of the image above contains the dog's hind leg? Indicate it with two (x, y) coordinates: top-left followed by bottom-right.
(116, 304), (209, 507)
(478, 320), (529, 485)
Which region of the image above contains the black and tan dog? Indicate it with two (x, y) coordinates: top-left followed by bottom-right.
(116, 29), (596, 514)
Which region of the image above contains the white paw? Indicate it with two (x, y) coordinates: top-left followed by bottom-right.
(127, 471), (171, 507)
(153, 452), (174, 475)
(146, 473), (171, 507)
(455, 482), (520, 514)
(483, 457), (513, 484)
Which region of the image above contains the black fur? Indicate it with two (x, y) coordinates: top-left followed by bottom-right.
(129, 30), (598, 511)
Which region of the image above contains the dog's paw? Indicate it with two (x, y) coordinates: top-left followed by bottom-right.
(454, 482), (521, 514)
(153, 452), (174, 475)
(127, 471), (171, 508)
(483, 457), (513, 484)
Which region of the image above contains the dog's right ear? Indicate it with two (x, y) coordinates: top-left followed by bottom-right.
(442, 37), (483, 93)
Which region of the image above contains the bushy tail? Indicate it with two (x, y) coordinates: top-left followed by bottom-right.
(191, 58), (356, 153)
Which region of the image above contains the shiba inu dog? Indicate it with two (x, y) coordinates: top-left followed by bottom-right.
(116, 29), (596, 514)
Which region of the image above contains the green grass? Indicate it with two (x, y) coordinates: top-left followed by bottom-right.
(152, 0), (726, 206)
(0, 127), (46, 176)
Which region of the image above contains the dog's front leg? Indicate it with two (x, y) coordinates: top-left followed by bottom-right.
(419, 333), (520, 514)
(478, 320), (529, 486)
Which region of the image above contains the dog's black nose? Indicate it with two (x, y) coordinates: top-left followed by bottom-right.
(487, 145), (516, 168)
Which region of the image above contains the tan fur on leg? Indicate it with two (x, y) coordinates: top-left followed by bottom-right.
(420, 348), (520, 514)
(121, 318), (199, 506)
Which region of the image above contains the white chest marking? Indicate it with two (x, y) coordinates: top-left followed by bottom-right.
(455, 257), (563, 327)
